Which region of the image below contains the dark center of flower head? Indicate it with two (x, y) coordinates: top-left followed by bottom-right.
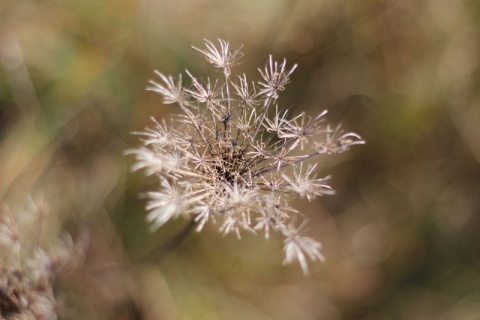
(213, 138), (250, 186)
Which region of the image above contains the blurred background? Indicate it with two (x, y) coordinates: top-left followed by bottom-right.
(1, 0), (480, 319)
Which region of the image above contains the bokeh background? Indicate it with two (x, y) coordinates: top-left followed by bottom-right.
(1, 0), (480, 319)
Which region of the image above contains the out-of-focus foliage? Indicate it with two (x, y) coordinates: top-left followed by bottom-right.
(1, 0), (479, 319)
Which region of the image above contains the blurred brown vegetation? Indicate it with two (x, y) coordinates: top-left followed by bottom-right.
(1, 0), (480, 319)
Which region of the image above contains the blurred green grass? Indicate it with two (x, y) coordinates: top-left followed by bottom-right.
(1, 0), (480, 319)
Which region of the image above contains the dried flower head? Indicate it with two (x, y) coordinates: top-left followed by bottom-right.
(0, 198), (87, 319)
(129, 39), (364, 274)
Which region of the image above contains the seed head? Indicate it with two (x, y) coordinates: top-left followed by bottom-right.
(0, 199), (87, 318)
(129, 39), (364, 274)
